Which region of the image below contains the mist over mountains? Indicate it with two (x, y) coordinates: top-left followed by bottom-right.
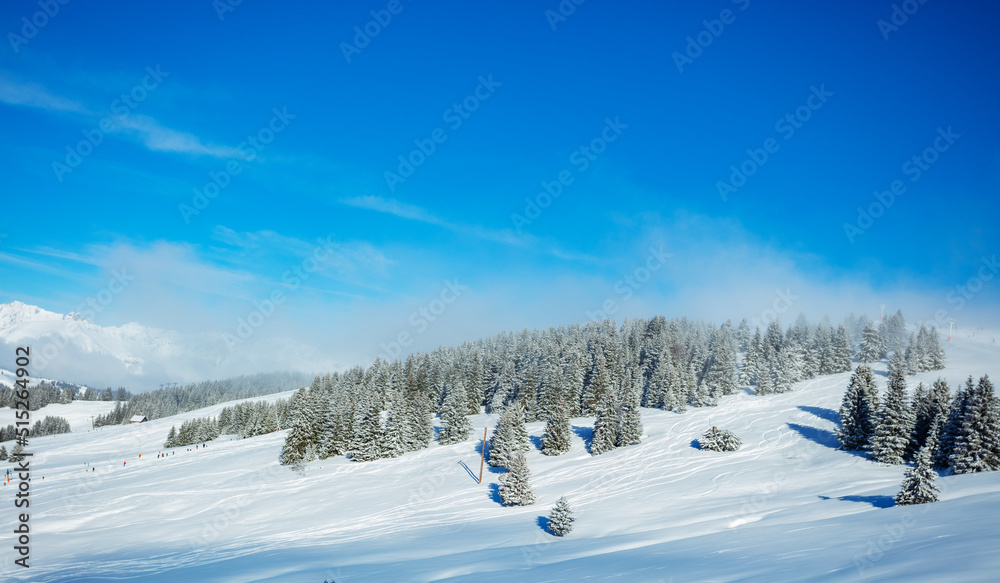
(0, 301), (338, 390)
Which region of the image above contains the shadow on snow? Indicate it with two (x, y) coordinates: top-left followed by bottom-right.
(797, 405), (840, 425)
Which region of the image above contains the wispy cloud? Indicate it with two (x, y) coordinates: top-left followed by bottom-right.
(340, 195), (446, 226)
(116, 114), (242, 159)
(0, 74), (240, 159)
(339, 195), (530, 248)
(0, 75), (89, 114)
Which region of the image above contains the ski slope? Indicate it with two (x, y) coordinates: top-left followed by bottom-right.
(2, 333), (999, 582)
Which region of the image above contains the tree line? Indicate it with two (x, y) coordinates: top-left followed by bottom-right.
(279, 311), (943, 466)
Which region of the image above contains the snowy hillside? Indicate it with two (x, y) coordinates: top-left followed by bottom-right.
(0, 301), (340, 389)
(1, 333), (998, 582)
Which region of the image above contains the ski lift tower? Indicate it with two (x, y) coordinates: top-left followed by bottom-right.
(948, 318), (954, 342)
(880, 304), (886, 321)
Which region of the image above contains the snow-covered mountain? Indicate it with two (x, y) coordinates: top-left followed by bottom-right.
(0, 301), (340, 389)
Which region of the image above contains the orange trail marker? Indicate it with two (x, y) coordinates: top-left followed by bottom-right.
(478, 427), (487, 484)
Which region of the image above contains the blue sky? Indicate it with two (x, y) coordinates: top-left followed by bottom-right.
(1, 0), (998, 366)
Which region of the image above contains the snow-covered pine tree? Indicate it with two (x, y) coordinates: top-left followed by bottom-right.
(698, 426), (741, 451)
(909, 378), (951, 460)
(9, 443), (25, 462)
(403, 392), (433, 452)
(541, 401), (572, 456)
(871, 352), (914, 465)
(590, 390), (619, 455)
(381, 395), (407, 458)
(857, 320), (882, 364)
(837, 365), (879, 451)
(438, 379), (473, 445)
(936, 377), (972, 469)
(742, 328), (764, 388)
(834, 324), (853, 372)
(498, 448), (536, 506)
(347, 398), (383, 462)
(925, 326), (946, 370)
(0, 445), (6, 461)
(617, 371), (644, 447)
(950, 375), (1000, 474)
(280, 388), (319, 466)
(164, 426), (177, 448)
(894, 438), (940, 506)
(704, 327), (738, 398)
(547, 496), (575, 536)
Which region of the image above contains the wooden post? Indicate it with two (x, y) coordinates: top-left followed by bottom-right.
(478, 427), (487, 484)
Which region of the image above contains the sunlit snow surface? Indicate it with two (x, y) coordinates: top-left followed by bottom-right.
(2, 331), (998, 582)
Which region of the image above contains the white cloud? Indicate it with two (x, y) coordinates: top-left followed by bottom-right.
(0, 75), (89, 113)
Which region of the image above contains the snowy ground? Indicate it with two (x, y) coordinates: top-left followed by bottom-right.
(1, 333), (998, 582)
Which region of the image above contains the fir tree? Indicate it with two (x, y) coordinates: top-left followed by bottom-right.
(541, 401), (572, 456)
(347, 399), (383, 462)
(498, 449), (536, 506)
(951, 375), (1000, 474)
(833, 324), (853, 372)
(164, 426), (177, 448)
(871, 352), (914, 465)
(909, 378), (951, 460)
(547, 496), (575, 536)
(936, 377), (972, 469)
(0, 445), (6, 461)
(895, 440), (940, 506)
(617, 373), (643, 447)
(9, 443), (25, 463)
(837, 365), (879, 451)
(438, 380), (474, 445)
(698, 426), (741, 451)
(590, 390), (619, 455)
(857, 321), (882, 364)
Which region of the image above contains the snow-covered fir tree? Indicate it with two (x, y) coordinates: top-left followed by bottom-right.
(541, 401), (572, 456)
(498, 448), (536, 506)
(164, 426), (177, 448)
(547, 496), (575, 536)
(837, 365), (880, 451)
(909, 378), (951, 460)
(699, 426), (741, 451)
(870, 352), (914, 465)
(950, 375), (1000, 474)
(857, 320), (882, 364)
(936, 377), (973, 469)
(438, 379), (473, 445)
(895, 438), (940, 506)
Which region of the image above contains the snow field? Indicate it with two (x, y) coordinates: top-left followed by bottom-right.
(0, 334), (998, 581)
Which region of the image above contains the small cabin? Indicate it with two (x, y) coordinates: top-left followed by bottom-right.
(129, 415), (148, 424)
